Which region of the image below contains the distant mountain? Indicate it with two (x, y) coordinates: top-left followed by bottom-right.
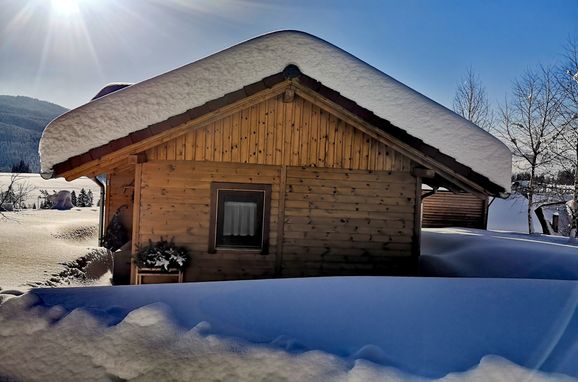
(0, 95), (68, 172)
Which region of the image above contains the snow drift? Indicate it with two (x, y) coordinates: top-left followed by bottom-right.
(39, 31), (511, 191)
(2, 276), (578, 380)
(421, 228), (578, 279)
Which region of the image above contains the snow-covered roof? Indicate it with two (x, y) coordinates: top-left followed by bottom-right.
(40, 30), (511, 191)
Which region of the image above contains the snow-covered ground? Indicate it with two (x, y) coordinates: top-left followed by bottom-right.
(0, 208), (110, 291)
(421, 228), (578, 279)
(1, 277), (577, 381)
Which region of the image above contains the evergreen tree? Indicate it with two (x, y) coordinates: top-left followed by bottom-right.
(87, 190), (94, 207)
(78, 188), (87, 207)
(10, 159), (31, 173)
(71, 190), (77, 206)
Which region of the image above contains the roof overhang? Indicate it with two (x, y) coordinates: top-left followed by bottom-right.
(47, 67), (507, 196)
(40, 30), (511, 195)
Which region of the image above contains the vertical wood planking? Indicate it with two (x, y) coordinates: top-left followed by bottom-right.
(223, 115), (232, 162)
(142, 93), (414, 174)
(248, 104), (258, 164)
(185, 131), (195, 161)
(176, 135), (186, 160)
(326, 114), (337, 168)
(274, 96), (285, 165)
(283, 97), (293, 166)
(300, 98), (311, 166)
(195, 127), (205, 161)
(309, 104), (319, 166)
(258, 101), (267, 164)
(214, 119), (223, 162)
(232, 111), (241, 162)
(264, 99), (275, 165)
(291, 96), (302, 166)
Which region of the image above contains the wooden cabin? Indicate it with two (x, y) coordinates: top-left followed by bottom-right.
(39, 31), (511, 284)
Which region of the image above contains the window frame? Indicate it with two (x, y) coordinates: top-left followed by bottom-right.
(208, 182), (272, 255)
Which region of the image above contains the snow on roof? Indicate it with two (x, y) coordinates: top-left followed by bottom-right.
(40, 30), (511, 191)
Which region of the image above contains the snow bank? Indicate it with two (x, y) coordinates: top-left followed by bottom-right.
(1, 277), (578, 380)
(1, 294), (574, 382)
(0, 208), (103, 290)
(39, 31), (511, 191)
(421, 228), (578, 279)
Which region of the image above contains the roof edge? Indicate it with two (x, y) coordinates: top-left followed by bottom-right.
(50, 67), (506, 196)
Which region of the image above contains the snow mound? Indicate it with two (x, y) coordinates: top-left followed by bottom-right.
(1, 276), (577, 380)
(0, 292), (574, 382)
(40, 30), (511, 191)
(421, 228), (578, 279)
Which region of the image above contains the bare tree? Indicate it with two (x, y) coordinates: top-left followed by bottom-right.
(0, 173), (34, 218)
(553, 36), (578, 237)
(453, 68), (494, 131)
(499, 66), (564, 234)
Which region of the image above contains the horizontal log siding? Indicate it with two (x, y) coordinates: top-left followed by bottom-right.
(422, 191), (488, 229)
(105, 166), (134, 233)
(138, 161), (280, 281)
(144, 93), (412, 172)
(281, 167), (416, 277)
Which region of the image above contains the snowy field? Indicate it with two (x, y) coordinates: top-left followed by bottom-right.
(421, 228), (578, 279)
(1, 277), (577, 381)
(0, 208), (110, 291)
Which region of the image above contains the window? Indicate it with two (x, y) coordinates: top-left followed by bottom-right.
(209, 182), (271, 254)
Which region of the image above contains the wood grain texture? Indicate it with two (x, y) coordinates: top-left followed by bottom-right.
(422, 191), (488, 229)
(144, 93), (412, 172)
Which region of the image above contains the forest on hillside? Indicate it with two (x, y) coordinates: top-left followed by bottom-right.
(0, 95), (67, 172)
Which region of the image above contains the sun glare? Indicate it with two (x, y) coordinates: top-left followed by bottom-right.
(51, 0), (81, 15)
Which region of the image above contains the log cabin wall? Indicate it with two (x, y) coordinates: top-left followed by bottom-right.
(132, 91), (419, 281)
(422, 191), (488, 229)
(138, 161), (280, 281)
(282, 167), (417, 276)
(105, 166), (135, 232)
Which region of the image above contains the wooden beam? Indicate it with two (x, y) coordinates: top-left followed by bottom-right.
(412, 167), (435, 179)
(275, 165), (287, 276)
(412, 176), (422, 258)
(283, 88), (295, 103)
(128, 153), (147, 165)
(130, 163), (143, 285)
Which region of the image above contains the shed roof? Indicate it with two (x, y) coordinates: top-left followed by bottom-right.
(39, 30), (511, 192)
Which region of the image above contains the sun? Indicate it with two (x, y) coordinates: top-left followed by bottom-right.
(51, 0), (81, 15)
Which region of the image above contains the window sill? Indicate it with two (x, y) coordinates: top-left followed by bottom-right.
(212, 247), (267, 256)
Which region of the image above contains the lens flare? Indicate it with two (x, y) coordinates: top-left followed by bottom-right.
(51, 0), (80, 15)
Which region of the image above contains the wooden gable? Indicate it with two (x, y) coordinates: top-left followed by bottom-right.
(143, 91), (413, 172)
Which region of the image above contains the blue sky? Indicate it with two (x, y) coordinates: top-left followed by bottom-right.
(1, 0), (576, 109)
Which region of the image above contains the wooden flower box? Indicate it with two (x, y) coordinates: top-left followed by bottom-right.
(135, 267), (184, 285)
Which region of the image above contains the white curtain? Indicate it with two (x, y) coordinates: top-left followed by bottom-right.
(223, 201), (257, 236)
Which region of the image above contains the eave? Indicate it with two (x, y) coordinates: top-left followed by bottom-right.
(50, 66), (506, 197)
